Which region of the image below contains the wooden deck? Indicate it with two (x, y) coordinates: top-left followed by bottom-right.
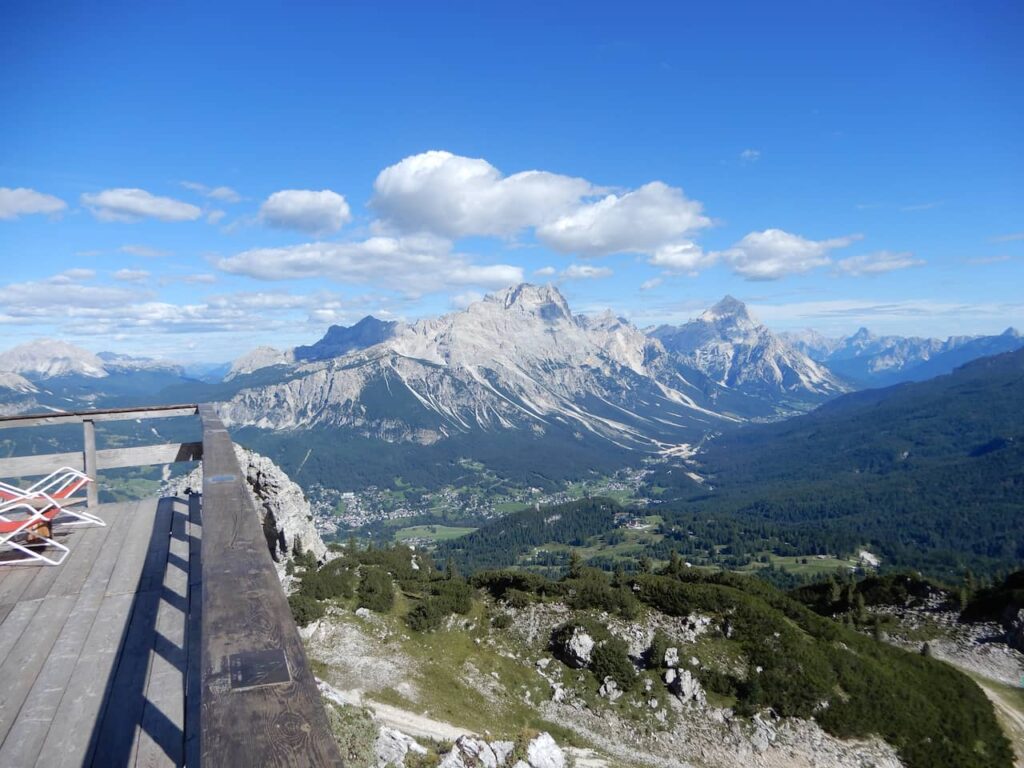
(0, 494), (201, 767)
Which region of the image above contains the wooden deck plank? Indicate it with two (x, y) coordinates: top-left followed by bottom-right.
(0, 599), (41, 663)
(134, 498), (190, 768)
(0, 594), (77, 745)
(106, 498), (162, 596)
(0, 564), (45, 608)
(183, 493), (202, 768)
(34, 591), (136, 768)
(20, 504), (119, 602)
(89, 589), (162, 768)
(0, 590), (104, 767)
(80, 500), (138, 596)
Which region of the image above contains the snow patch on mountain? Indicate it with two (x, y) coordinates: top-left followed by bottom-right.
(0, 339), (108, 379)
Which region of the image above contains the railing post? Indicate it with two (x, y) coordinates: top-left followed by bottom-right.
(83, 418), (98, 508)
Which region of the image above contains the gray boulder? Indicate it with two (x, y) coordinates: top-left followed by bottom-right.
(375, 726), (426, 767)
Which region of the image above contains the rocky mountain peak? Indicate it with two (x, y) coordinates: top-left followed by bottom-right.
(295, 315), (400, 362)
(488, 283), (571, 322)
(699, 294), (751, 323)
(0, 338), (107, 379)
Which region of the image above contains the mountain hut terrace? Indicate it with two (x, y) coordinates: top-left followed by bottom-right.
(0, 404), (341, 767)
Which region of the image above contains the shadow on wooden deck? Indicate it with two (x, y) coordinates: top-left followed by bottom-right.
(83, 494), (201, 768)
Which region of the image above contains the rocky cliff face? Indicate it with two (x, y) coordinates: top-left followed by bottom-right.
(165, 445), (326, 577)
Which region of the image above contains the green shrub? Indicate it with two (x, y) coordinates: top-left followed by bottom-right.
(591, 636), (636, 690)
(357, 567), (395, 613)
(406, 599), (446, 632)
(646, 630), (671, 670)
(430, 579), (474, 615)
(288, 593), (325, 626)
(491, 612), (513, 629)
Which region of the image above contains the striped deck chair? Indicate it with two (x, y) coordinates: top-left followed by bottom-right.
(0, 495), (71, 566)
(0, 467), (103, 528)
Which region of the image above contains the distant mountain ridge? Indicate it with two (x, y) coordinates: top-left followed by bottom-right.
(783, 325), (1023, 385)
(652, 295), (848, 402)
(214, 286), (839, 456)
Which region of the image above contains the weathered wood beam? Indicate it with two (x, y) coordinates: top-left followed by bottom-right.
(0, 404), (199, 430)
(0, 442), (203, 479)
(83, 419), (98, 507)
(198, 403), (342, 767)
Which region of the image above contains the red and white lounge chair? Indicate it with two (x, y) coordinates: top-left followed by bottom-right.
(0, 466), (103, 528)
(0, 495), (72, 566)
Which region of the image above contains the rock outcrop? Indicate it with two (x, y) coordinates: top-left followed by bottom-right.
(438, 733), (564, 768)
(164, 444), (326, 577)
(375, 726), (427, 767)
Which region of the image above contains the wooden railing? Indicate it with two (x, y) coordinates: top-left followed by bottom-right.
(0, 403), (202, 507)
(0, 403), (342, 766)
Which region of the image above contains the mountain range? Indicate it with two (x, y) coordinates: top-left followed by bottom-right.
(0, 284), (1019, 461)
(783, 325), (1023, 386)
(214, 285), (846, 452)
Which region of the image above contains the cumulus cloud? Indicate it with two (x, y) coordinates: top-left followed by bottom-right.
(181, 181), (242, 203)
(536, 182), (710, 257)
(113, 269), (150, 283)
(371, 151), (712, 261)
(716, 229), (861, 280)
(207, 210), (226, 225)
(259, 189), (351, 234)
(534, 266), (557, 277)
(0, 269), (357, 344)
(120, 244), (170, 258)
(647, 241), (716, 275)
(834, 250), (924, 276)
(81, 188), (201, 222)
(216, 235), (523, 295)
(372, 150), (593, 238)
(740, 149), (761, 163)
(0, 187), (67, 220)
(561, 264), (613, 280)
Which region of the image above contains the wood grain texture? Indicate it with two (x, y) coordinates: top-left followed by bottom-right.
(0, 442), (203, 481)
(198, 404), (342, 767)
(0, 405), (199, 430)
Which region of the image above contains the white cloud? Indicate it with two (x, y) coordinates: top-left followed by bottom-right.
(716, 229), (861, 280)
(834, 250), (924, 276)
(372, 151), (711, 260)
(640, 277), (664, 291)
(991, 232), (1024, 243)
(207, 210), (226, 225)
(450, 291), (484, 309)
(0, 187), (67, 220)
(537, 182), (710, 257)
(181, 181), (242, 203)
(372, 150), (593, 238)
(561, 264), (613, 280)
(216, 235), (523, 295)
(647, 241), (716, 275)
(81, 188), (201, 222)
(113, 269), (150, 283)
(259, 189), (351, 234)
(534, 266), (557, 276)
(120, 244), (170, 258)
(740, 148), (761, 163)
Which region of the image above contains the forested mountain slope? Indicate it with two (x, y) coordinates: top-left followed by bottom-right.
(674, 348), (1024, 577)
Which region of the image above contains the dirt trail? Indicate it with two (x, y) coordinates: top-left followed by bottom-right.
(319, 681), (609, 767)
(974, 679), (1024, 767)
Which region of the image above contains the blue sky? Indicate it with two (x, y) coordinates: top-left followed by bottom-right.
(1, 0), (1021, 362)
